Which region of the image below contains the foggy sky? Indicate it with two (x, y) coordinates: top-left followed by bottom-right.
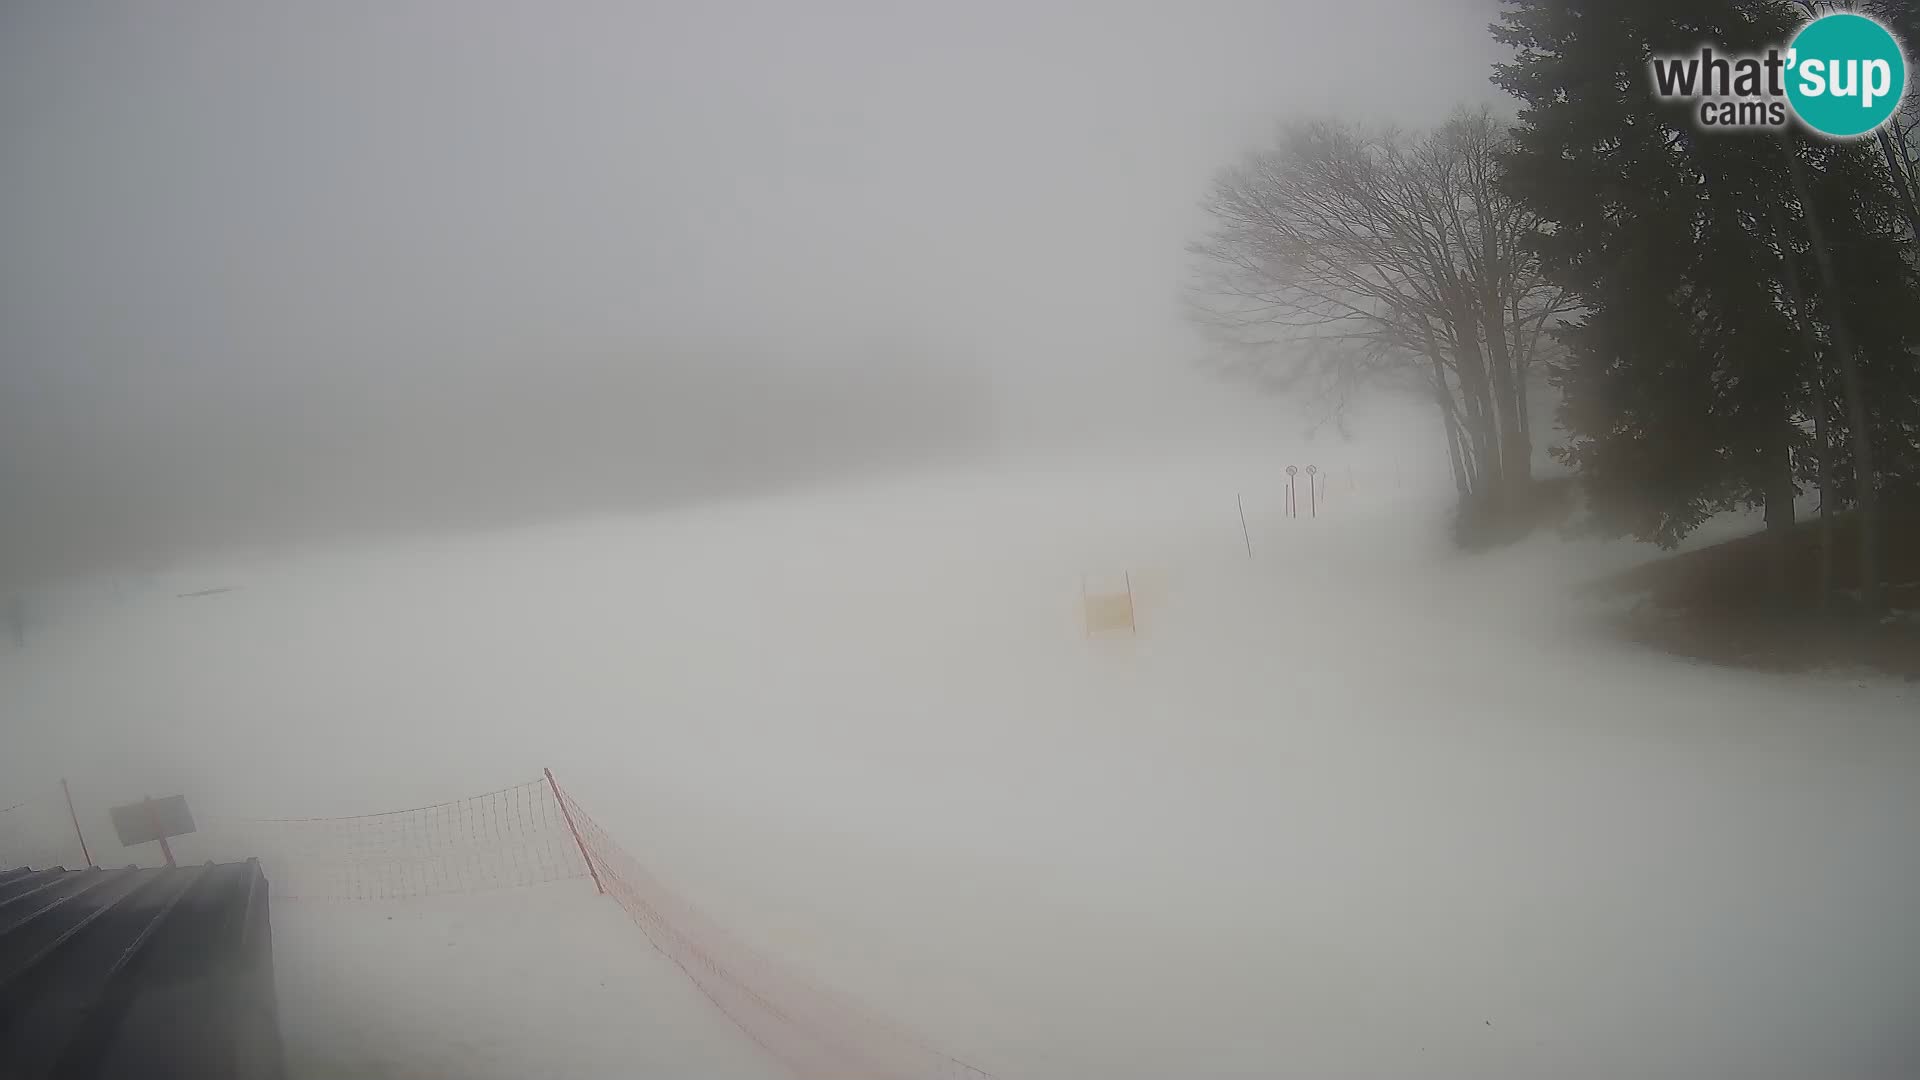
(0, 0), (1505, 585)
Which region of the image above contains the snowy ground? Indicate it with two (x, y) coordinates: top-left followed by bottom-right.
(272, 884), (779, 1080)
(2, 445), (1916, 1079)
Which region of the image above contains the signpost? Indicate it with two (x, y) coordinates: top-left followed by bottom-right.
(109, 794), (196, 869)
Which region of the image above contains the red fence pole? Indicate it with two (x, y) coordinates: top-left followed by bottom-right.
(60, 778), (93, 868)
(545, 768), (603, 895)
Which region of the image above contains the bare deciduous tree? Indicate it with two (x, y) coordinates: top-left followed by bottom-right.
(1188, 108), (1571, 519)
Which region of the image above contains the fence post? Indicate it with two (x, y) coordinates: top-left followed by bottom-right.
(545, 768), (603, 895)
(61, 778), (93, 868)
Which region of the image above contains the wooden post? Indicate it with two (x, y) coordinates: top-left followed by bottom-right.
(545, 768), (603, 895)
(145, 797), (175, 868)
(60, 778), (93, 868)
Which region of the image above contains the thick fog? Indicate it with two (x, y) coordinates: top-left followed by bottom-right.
(0, 0), (1503, 587)
(6, 5), (1920, 1079)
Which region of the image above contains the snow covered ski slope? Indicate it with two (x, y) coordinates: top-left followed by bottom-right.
(4, 449), (1916, 1079)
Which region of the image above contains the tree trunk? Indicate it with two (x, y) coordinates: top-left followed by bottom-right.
(1422, 323), (1474, 498)
(1697, 146), (1797, 609)
(1446, 308), (1504, 498)
(1446, 426), (1470, 494)
(1761, 435), (1797, 609)
(1877, 127), (1920, 242)
(1813, 378), (1834, 613)
(1480, 301), (1532, 494)
(1515, 361), (1534, 448)
(1478, 241), (1533, 499)
(1440, 396), (1472, 498)
(1786, 139), (1882, 614)
(1768, 199), (1830, 612)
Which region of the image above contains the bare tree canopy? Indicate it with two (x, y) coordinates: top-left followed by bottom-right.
(1188, 108), (1572, 525)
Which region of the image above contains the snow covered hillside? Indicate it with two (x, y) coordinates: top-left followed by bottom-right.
(2, 447), (1915, 1079)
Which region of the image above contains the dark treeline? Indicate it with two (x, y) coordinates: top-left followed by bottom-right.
(0, 346), (995, 593)
(1192, 0), (1920, 614)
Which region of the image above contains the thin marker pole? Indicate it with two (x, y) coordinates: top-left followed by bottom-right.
(1237, 494), (1253, 558)
(61, 778), (93, 868)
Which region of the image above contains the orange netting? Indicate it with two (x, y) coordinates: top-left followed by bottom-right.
(3, 773), (999, 1079)
(203, 778), (590, 900)
(555, 783), (999, 1080)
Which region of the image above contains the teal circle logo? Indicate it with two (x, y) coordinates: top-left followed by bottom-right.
(1786, 13), (1908, 138)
